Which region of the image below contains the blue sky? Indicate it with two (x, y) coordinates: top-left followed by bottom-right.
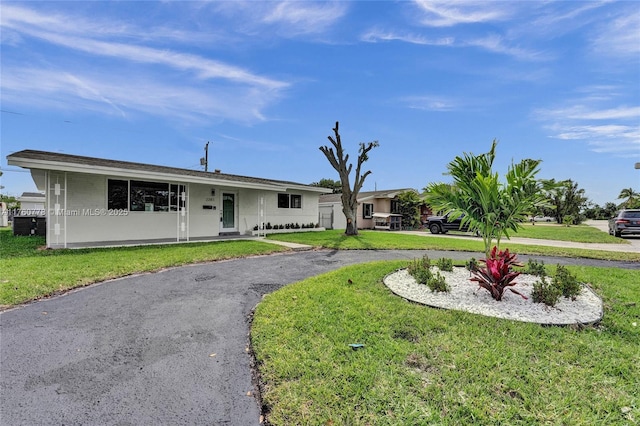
(1, 1), (639, 206)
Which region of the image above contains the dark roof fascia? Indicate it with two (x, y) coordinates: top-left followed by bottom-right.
(7, 150), (329, 193)
(319, 188), (417, 204)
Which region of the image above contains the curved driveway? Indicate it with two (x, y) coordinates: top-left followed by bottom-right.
(1, 249), (637, 425)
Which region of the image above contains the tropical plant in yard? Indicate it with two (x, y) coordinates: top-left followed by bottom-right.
(618, 187), (639, 209)
(424, 140), (546, 256)
(469, 246), (527, 301)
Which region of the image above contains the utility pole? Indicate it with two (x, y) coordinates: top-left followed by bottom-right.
(200, 141), (210, 172)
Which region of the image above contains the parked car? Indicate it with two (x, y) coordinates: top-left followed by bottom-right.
(530, 216), (554, 223)
(425, 212), (471, 234)
(608, 209), (640, 238)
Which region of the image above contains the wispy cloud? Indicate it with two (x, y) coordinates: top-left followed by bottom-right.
(360, 29), (454, 46)
(399, 95), (460, 112)
(210, 1), (347, 38)
(261, 1), (348, 35)
(361, 28), (545, 61)
(0, 4), (290, 123)
(413, 0), (512, 27)
(591, 9), (640, 59)
(534, 93), (640, 157)
(1, 66), (276, 124)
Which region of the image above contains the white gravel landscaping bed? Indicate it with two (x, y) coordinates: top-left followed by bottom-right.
(384, 267), (603, 325)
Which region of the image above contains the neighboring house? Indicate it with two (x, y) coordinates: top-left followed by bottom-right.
(18, 192), (46, 215)
(7, 149), (328, 248)
(319, 188), (419, 231)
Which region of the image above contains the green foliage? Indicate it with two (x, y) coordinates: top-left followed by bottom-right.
(310, 178), (342, 193)
(407, 255), (432, 285)
(406, 255), (450, 292)
(555, 264), (582, 300)
(583, 202), (618, 220)
(525, 258), (547, 277)
(0, 194), (20, 209)
(396, 191), (422, 229)
(617, 187), (639, 209)
(531, 265), (582, 306)
(532, 275), (561, 307)
(424, 140), (546, 256)
(427, 271), (450, 293)
(465, 257), (478, 273)
(470, 246), (526, 301)
(541, 179), (588, 225)
(435, 257), (453, 272)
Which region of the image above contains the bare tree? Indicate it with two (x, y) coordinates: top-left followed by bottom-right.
(319, 121), (379, 235)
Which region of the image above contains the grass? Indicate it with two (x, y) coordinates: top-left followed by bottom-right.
(251, 261), (639, 425)
(514, 222), (624, 244)
(266, 230), (640, 262)
(0, 229), (286, 307)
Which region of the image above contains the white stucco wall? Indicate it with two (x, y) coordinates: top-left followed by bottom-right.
(43, 171), (322, 247)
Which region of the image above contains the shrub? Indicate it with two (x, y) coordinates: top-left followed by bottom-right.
(427, 271), (449, 293)
(554, 264), (582, 300)
(470, 246), (526, 301)
(436, 257), (453, 272)
(532, 275), (561, 307)
(525, 259), (547, 277)
(465, 258), (478, 276)
(407, 255), (450, 293)
(407, 255), (432, 285)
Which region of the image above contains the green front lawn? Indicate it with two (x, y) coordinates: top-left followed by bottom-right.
(252, 261), (639, 425)
(513, 222), (623, 243)
(266, 230), (640, 262)
(0, 229), (286, 307)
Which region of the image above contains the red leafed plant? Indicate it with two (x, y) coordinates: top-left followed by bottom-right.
(470, 246), (527, 301)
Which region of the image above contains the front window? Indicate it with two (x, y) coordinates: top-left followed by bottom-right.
(130, 180), (170, 212)
(108, 179), (128, 210)
(278, 193), (290, 208)
(291, 194), (302, 209)
(363, 203), (373, 219)
(278, 193), (302, 209)
(391, 199), (400, 214)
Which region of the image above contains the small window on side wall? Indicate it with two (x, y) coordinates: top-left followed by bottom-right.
(291, 194), (302, 209)
(363, 203), (373, 219)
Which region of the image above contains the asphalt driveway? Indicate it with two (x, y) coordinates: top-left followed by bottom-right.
(1, 249), (637, 425)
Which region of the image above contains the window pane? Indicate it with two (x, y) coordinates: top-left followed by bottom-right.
(170, 184), (186, 211)
(130, 180), (170, 212)
(291, 194), (302, 209)
(278, 193), (289, 208)
(108, 179), (128, 210)
(363, 203), (373, 218)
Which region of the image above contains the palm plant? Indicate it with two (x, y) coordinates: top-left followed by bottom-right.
(618, 188), (639, 208)
(424, 140), (545, 256)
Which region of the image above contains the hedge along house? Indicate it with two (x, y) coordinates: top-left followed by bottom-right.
(7, 150), (328, 248)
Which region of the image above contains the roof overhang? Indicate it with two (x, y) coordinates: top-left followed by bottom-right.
(8, 152), (329, 193)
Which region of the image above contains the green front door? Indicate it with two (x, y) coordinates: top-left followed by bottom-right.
(222, 193), (235, 229)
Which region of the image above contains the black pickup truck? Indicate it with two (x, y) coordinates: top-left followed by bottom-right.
(425, 212), (471, 234)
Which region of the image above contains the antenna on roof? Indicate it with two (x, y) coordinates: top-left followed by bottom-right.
(200, 141), (210, 172)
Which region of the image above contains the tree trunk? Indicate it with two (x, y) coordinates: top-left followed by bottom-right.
(344, 206), (358, 235)
(319, 121), (378, 237)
